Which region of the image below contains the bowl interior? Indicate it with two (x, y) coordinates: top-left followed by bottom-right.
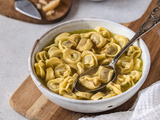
(29, 19), (150, 103)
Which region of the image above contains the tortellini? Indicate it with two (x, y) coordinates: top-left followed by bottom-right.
(63, 48), (81, 64)
(133, 58), (142, 71)
(99, 58), (113, 65)
(34, 27), (143, 101)
(69, 34), (81, 43)
(43, 43), (58, 51)
(48, 46), (62, 59)
(54, 64), (71, 78)
(116, 74), (134, 86)
(116, 56), (134, 74)
(75, 92), (93, 100)
(80, 31), (95, 38)
(76, 38), (93, 51)
(35, 60), (46, 78)
(102, 43), (121, 57)
(77, 62), (84, 75)
(54, 32), (70, 44)
(129, 70), (142, 82)
(46, 57), (63, 68)
(95, 26), (110, 38)
(91, 92), (105, 100)
(82, 50), (98, 68)
(63, 93), (77, 99)
(127, 46), (142, 58)
(90, 33), (106, 48)
(107, 82), (122, 95)
(59, 73), (78, 95)
(102, 91), (117, 99)
(46, 67), (55, 81)
(36, 51), (48, 62)
(47, 78), (63, 93)
(93, 66), (113, 83)
(114, 35), (129, 48)
(59, 39), (77, 50)
(79, 66), (113, 90)
(79, 75), (101, 89)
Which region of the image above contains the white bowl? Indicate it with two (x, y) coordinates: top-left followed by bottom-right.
(28, 18), (150, 113)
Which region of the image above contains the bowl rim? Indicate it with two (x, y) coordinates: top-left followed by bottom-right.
(29, 18), (151, 104)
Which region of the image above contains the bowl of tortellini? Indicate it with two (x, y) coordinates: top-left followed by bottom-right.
(29, 18), (150, 113)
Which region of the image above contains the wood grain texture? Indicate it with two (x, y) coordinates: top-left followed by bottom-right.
(0, 0), (71, 24)
(10, 0), (160, 119)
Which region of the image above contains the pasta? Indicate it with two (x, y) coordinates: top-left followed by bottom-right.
(63, 48), (81, 64)
(102, 43), (121, 57)
(34, 27), (143, 100)
(90, 33), (106, 48)
(76, 38), (93, 51)
(114, 35), (129, 48)
(79, 66), (113, 90)
(48, 46), (62, 59)
(82, 50), (98, 68)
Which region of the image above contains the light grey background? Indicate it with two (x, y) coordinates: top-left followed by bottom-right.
(0, 0), (151, 119)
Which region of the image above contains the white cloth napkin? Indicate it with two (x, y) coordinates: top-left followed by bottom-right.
(79, 81), (160, 120)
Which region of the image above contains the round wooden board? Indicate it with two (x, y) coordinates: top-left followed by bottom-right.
(0, 0), (71, 24)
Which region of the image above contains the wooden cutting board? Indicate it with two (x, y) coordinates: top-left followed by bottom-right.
(10, 0), (160, 120)
(0, 0), (71, 24)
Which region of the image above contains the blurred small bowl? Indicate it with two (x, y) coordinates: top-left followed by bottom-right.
(28, 18), (150, 113)
(89, 0), (104, 1)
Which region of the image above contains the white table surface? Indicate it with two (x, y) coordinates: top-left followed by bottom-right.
(0, 0), (151, 119)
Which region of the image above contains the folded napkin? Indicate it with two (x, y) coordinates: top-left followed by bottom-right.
(79, 81), (160, 120)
